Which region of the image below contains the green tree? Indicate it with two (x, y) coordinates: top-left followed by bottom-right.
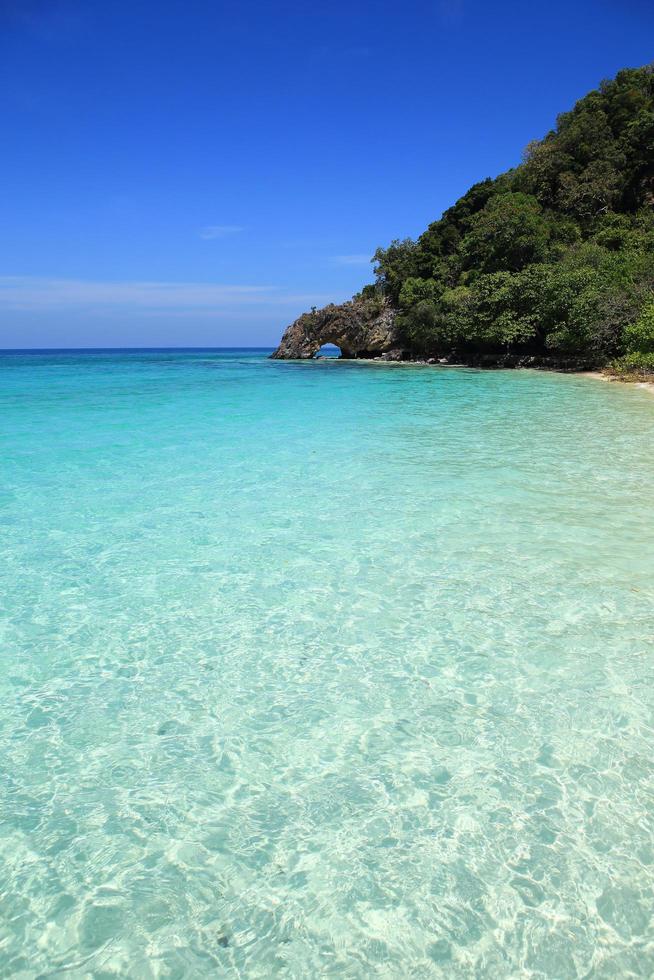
(623, 300), (654, 353)
(459, 193), (552, 274)
(372, 239), (419, 304)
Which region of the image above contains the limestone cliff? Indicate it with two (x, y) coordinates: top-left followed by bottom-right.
(270, 297), (400, 359)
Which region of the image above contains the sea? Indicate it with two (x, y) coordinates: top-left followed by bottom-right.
(1, 348), (653, 977)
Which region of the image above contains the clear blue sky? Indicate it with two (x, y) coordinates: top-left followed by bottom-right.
(1, 0), (653, 348)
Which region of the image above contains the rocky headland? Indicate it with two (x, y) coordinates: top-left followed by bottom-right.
(270, 297), (401, 360)
(270, 296), (599, 370)
(271, 65), (654, 378)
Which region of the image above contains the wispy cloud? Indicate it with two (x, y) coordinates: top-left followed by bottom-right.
(199, 224), (244, 240)
(0, 276), (331, 314)
(330, 254), (372, 266)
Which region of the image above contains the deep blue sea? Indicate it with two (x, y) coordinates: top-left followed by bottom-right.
(1, 349), (653, 977)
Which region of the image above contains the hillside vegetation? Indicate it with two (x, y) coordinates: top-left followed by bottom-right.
(360, 65), (654, 374)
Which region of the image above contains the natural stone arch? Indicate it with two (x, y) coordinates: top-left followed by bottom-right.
(314, 336), (354, 359)
(270, 298), (399, 360)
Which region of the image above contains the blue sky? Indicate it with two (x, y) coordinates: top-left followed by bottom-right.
(1, 0), (653, 348)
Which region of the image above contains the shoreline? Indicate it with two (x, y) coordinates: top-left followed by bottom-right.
(315, 355), (654, 391)
(581, 370), (654, 393)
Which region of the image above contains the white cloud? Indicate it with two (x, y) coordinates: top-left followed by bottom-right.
(199, 225), (244, 239)
(0, 276), (332, 314)
(331, 254), (372, 266)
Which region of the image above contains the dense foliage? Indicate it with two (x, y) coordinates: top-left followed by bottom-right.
(362, 66), (654, 371)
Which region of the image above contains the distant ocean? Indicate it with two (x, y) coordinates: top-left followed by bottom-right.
(2, 348), (653, 976)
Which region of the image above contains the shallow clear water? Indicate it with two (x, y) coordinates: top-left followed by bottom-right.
(1, 349), (653, 978)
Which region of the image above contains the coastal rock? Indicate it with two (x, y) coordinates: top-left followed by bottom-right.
(270, 297), (399, 359)
(379, 349), (408, 361)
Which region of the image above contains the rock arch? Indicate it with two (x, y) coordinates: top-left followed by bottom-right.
(270, 298), (399, 360)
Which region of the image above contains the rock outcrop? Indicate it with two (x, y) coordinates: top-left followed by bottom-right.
(270, 297), (400, 359)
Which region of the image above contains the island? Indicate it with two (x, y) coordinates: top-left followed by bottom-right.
(272, 65), (654, 378)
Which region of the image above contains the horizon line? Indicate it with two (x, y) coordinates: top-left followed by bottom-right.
(0, 345), (282, 353)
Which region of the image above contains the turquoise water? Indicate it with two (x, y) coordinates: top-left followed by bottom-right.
(1, 349), (654, 978)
